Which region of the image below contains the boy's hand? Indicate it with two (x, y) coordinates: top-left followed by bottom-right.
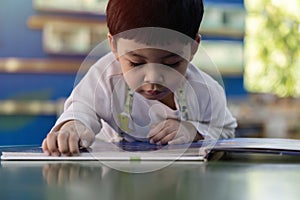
(42, 120), (95, 156)
(147, 119), (201, 145)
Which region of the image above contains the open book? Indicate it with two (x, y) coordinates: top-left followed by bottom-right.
(0, 140), (206, 161)
(2, 138), (300, 161)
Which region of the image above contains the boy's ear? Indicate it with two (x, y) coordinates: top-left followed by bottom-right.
(190, 33), (201, 61)
(108, 33), (119, 60)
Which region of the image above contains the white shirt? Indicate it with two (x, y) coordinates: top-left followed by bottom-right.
(53, 52), (237, 142)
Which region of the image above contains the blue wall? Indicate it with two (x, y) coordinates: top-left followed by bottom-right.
(0, 0), (78, 145)
(0, 0), (247, 145)
(0, 0), (45, 58)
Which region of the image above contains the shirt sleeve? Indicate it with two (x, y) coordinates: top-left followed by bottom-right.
(186, 70), (237, 140)
(188, 107), (237, 140)
(51, 63), (110, 134)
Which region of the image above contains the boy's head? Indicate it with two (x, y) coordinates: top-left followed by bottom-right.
(106, 0), (204, 107)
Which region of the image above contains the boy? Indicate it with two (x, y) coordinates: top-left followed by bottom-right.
(42, 0), (237, 156)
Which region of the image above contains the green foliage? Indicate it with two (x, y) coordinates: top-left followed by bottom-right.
(245, 0), (300, 97)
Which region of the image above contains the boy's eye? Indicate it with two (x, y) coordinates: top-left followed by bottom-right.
(130, 62), (145, 67)
(129, 61), (181, 67)
(165, 61), (180, 68)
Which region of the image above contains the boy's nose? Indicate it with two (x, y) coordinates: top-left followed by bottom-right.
(143, 64), (164, 84)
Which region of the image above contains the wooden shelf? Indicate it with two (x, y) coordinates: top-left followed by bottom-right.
(202, 68), (244, 76)
(32, 0), (107, 16)
(0, 58), (84, 74)
(200, 28), (245, 39)
(27, 15), (106, 30)
(0, 100), (60, 115)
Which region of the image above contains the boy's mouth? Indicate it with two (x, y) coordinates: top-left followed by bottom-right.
(142, 89), (164, 99)
(145, 90), (162, 96)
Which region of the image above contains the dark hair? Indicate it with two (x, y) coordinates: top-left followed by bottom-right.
(106, 0), (204, 41)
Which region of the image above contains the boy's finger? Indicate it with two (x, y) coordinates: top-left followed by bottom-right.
(42, 139), (50, 156)
(57, 131), (70, 155)
(46, 132), (60, 156)
(68, 132), (80, 155)
(147, 120), (167, 138)
(160, 131), (176, 145)
(149, 128), (171, 144)
(78, 129), (95, 148)
(168, 136), (186, 145)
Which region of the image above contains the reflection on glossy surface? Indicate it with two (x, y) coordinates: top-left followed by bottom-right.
(1, 160), (300, 200)
(41, 161), (202, 200)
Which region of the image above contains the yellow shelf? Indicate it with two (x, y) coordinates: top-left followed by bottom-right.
(0, 100), (60, 115)
(27, 15), (106, 30)
(200, 28), (245, 39)
(0, 58), (83, 74)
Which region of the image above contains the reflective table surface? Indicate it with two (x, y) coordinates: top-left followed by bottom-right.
(1, 149), (300, 200)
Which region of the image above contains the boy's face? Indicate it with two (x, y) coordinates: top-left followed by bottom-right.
(109, 37), (198, 102)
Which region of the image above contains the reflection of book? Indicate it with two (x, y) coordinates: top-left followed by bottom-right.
(2, 138), (300, 161)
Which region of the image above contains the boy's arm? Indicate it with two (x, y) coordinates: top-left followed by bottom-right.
(43, 61), (111, 155)
(186, 65), (237, 140)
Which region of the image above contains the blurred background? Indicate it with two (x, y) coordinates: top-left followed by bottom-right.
(0, 0), (299, 145)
